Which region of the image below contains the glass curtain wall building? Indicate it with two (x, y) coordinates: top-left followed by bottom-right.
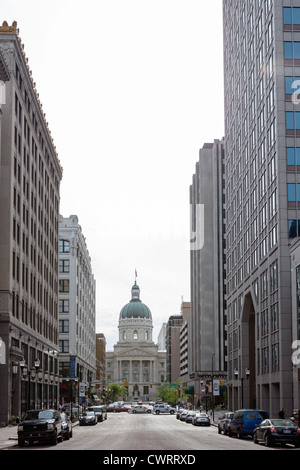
(223, 0), (299, 416)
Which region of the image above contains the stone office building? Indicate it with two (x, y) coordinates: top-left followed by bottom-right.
(58, 215), (96, 403)
(0, 22), (63, 425)
(189, 140), (227, 398)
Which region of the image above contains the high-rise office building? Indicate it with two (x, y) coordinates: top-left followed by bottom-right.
(166, 315), (183, 383)
(0, 22), (63, 425)
(189, 140), (226, 399)
(223, 1), (299, 415)
(58, 215), (96, 404)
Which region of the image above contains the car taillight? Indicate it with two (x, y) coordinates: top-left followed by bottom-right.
(297, 429), (300, 435)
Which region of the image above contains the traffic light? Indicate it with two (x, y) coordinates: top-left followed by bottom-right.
(150, 383), (152, 388)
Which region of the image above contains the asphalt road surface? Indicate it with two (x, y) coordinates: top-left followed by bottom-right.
(12, 411), (276, 452)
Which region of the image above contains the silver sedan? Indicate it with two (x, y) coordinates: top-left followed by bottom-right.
(192, 412), (211, 426)
(128, 406), (152, 414)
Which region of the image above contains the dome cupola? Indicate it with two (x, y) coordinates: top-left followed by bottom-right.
(119, 282), (152, 320)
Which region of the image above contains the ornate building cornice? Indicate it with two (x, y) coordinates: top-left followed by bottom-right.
(0, 21), (18, 34)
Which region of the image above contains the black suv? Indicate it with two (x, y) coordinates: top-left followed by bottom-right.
(17, 409), (63, 446)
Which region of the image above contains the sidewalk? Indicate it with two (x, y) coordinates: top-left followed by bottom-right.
(0, 421), (80, 450)
(0, 424), (18, 450)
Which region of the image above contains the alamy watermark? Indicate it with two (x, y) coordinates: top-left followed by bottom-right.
(0, 80), (6, 106)
(190, 203), (204, 251)
(292, 80), (300, 105)
(292, 340), (300, 365)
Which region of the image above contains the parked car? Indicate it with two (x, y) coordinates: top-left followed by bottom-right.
(176, 407), (185, 419)
(253, 418), (300, 448)
(79, 411), (97, 426)
(153, 404), (175, 415)
(17, 409), (64, 446)
(192, 412), (210, 426)
(179, 409), (190, 421)
(108, 404), (129, 413)
(218, 412), (234, 435)
(61, 412), (73, 440)
(185, 411), (197, 423)
(129, 406), (152, 414)
(229, 409), (269, 438)
(87, 405), (107, 422)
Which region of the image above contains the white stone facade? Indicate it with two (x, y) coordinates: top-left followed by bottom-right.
(106, 283), (166, 401)
(58, 215), (96, 391)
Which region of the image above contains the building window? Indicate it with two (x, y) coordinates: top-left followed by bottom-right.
(133, 330), (138, 340)
(59, 299), (69, 313)
(59, 239), (70, 253)
(59, 340), (69, 353)
(59, 320), (69, 333)
(286, 111), (300, 129)
(59, 259), (70, 273)
(59, 361), (70, 378)
(288, 184), (300, 202)
(284, 7), (300, 25)
(262, 347), (269, 374)
(261, 309), (269, 336)
(285, 77), (300, 95)
(270, 262), (278, 291)
(289, 219), (300, 238)
(272, 343), (279, 372)
(284, 42), (300, 60)
(59, 279), (69, 293)
(271, 303), (279, 332)
(287, 147), (300, 166)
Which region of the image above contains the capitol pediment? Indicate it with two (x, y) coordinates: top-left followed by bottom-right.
(115, 345), (158, 358)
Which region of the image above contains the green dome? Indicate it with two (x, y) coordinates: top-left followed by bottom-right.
(119, 283), (152, 320)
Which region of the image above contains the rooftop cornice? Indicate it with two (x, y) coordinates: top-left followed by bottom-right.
(0, 21), (63, 174)
(0, 20), (18, 34)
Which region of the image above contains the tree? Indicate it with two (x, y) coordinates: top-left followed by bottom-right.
(157, 382), (183, 405)
(106, 383), (127, 402)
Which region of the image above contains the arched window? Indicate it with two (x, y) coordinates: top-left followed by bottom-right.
(133, 330), (138, 340)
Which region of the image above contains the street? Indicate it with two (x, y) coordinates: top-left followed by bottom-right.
(10, 411), (280, 452)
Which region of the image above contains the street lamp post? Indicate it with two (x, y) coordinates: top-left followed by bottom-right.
(234, 367), (250, 408)
(20, 358), (41, 411)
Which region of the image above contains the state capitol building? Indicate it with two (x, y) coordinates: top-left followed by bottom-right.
(106, 281), (166, 401)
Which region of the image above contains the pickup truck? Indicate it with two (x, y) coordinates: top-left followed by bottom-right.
(17, 409), (63, 446)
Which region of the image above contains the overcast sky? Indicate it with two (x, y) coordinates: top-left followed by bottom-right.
(2, 0), (224, 350)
